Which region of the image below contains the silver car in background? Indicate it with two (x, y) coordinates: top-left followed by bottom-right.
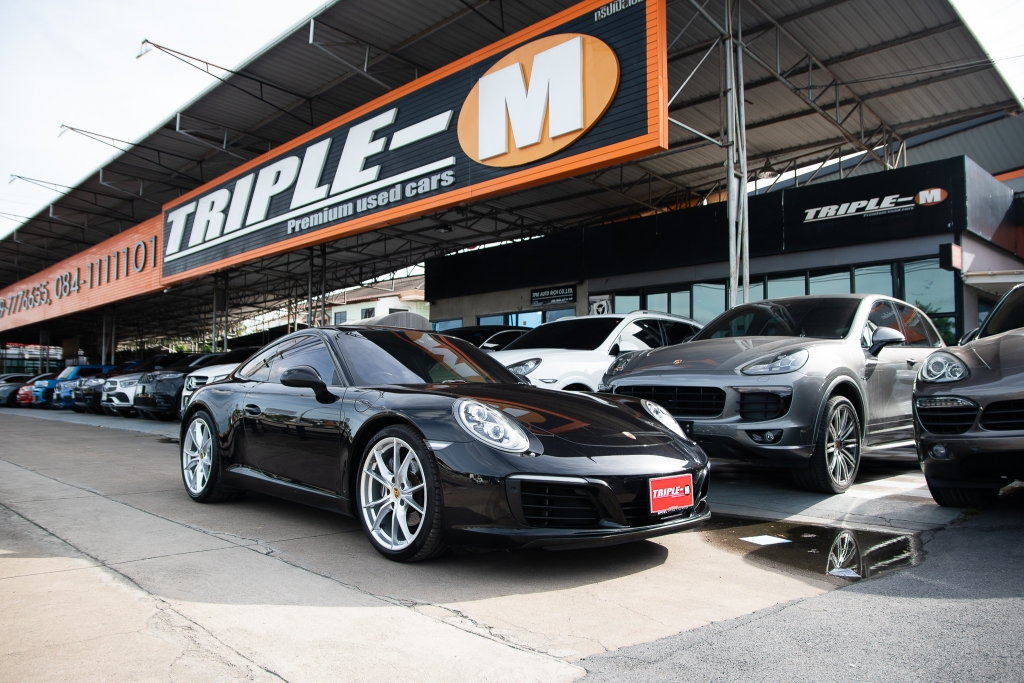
(601, 294), (945, 494)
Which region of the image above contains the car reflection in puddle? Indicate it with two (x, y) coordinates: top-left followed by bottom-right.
(698, 515), (919, 584)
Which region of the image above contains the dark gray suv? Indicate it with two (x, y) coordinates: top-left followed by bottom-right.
(602, 294), (944, 494)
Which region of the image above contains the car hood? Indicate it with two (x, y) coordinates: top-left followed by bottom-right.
(108, 372), (145, 384)
(405, 383), (680, 448)
(186, 362), (240, 379)
(964, 328), (1024, 374)
(490, 347), (606, 366)
(614, 336), (832, 379)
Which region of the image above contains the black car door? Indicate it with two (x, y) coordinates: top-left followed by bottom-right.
(241, 335), (347, 493)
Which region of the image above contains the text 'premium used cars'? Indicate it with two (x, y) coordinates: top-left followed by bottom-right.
(180, 327), (709, 562)
(603, 294), (945, 494)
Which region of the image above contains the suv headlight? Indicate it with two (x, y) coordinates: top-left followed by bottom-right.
(211, 374), (230, 383)
(152, 372), (183, 381)
(606, 351), (640, 377)
(453, 399), (530, 453)
(506, 358), (541, 376)
(641, 399), (687, 439)
(919, 352), (968, 383)
(120, 379), (138, 388)
(741, 348), (809, 375)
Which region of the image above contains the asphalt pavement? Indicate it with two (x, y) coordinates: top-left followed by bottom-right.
(581, 485), (1024, 683)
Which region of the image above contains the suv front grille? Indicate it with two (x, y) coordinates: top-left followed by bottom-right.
(614, 385), (726, 417)
(980, 400), (1024, 431)
(916, 398), (978, 435)
(519, 481), (600, 528)
(739, 392), (790, 421)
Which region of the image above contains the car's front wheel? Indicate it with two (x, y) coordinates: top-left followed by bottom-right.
(926, 482), (999, 508)
(181, 411), (244, 503)
(793, 396), (861, 494)
(356, 425), (445, 562)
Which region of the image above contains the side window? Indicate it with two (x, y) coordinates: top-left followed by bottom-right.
(620, 319), (664, 349)
(863, 300), (901, 348)
(896, 303), (940, 347)
(662, 320), (697, 345)
(269, 337), (341, 385)
(237, 339), (300, 382)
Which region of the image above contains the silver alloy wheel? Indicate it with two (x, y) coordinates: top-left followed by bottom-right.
(182, 417), (213, 495)
(359, 437), (427, 551)
(827, 530), (862, 576)
(824, 403), (858, 487)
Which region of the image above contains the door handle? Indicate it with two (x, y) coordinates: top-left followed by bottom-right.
(244, 404), (262, 416)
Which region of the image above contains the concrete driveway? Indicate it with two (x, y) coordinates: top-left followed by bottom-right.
(0, 409), (983, 682)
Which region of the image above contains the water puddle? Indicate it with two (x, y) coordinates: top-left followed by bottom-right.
(699, 515), (919, 584)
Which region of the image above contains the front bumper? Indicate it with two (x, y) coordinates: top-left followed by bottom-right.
(434, 439), (712, 550)
(133, 389), (178, 413)
(916, 430), (1024, 488)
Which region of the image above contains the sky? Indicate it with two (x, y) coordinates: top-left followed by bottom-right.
(0, 0), (1022, 245)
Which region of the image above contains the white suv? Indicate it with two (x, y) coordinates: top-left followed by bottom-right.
(489, 311), (701, 391)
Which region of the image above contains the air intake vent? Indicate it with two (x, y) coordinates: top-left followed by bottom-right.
(980, 400), (1024, 431)
(739, 392), (790, 421)
(519, 481), (600, 528)
(916, 397), (978, 435)
(614, 386), (726, 417)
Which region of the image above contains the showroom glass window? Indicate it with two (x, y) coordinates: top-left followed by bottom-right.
(903, 258), (955, 343)
(670, 291), (690, 316)
(767, 275), (805, 298)
(544, 308), (576, 323)
(692, 283), (725, 324)
(509, 311), (542, 327)
(809, 270), (851, 295)
(646, 292), (668, 313)
(614, 293), (640, 314)
(854, 264), (893, 296)
(433, 319), (462, 331)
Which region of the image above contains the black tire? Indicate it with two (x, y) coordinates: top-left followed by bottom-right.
(180, 411), (245, 503)
(355, 425), (445, 562)
(927, 482), (999, 508)
(89, 404), (105, 415)
(793, 396), (862, 494)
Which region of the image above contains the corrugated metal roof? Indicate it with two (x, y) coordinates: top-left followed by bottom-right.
(0, 0), (1018, 344)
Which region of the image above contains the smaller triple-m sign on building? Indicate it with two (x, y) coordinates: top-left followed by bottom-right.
(160, 0), (667, 282)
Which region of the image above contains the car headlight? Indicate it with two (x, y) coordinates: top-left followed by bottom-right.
(606, 351), (640, 377)
(453, 398), (530, 453)
(919, 352), (968, 383)
(120, 379), (138, 388)
(741, 348), (809, 375)
(152, 372), (183, 381)
(506, 358), (541, 376)
(641, 399), (687, 439)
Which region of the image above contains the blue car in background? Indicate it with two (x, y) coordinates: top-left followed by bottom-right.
(34, 365), (115, 409)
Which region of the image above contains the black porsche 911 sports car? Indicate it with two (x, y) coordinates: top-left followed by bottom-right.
(180, 326), (710, 562)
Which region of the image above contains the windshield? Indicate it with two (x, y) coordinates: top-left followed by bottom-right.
(218, 347), (259, 364)
(693, 298), (860, 340)
(165, 354), (204, 370)
(503, 317), (623, 351)
(57, 367), (75, 379)
(334, 329), (519, 385)
(979, 286), (1024, 339)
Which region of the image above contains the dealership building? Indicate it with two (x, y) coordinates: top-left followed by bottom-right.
(0, 0), (1022, 359)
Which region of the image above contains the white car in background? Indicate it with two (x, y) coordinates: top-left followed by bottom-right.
(489, 311), (702, 392)
(180, 346), (260, 415)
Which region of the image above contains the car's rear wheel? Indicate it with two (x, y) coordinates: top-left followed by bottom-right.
(793, 396), (861, 494)
(356, 425), (444, 562)
(181, 411), (244, 503)
(926, 482), (999, 508)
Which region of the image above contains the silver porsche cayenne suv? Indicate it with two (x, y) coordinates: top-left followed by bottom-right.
(600, 294), (945, 493)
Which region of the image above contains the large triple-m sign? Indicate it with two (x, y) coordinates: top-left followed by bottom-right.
(161, 0), (666, 280)
(0, 0), (665, 332)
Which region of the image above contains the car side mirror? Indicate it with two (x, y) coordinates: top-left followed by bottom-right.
(959, 327), (979, 345)
(280, 365), (338, 403)
(609, 344), (620, 356)
(869, 327), (905, 357)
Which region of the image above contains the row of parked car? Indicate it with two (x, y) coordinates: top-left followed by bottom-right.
(0, 347), (259, 420)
